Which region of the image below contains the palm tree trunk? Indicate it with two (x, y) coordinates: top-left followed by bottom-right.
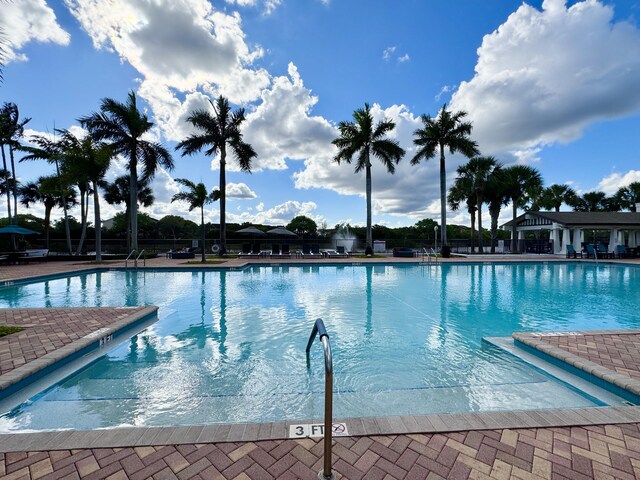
(219, 146), (226, 256)
(200, 206), (206, 263)
(439, 143), (447, 246)
(1, 145), (11, 222)
(511, 200), (518, 253)
(477, 194), (484, 253)
(93, 180), (102, 262)
(129, 147), (138, 253)
(54, 158), (73, 254)
(9, 144), (18, 222)
(365, 150), (372, 254)
(489, 203), (499, 254)
(469, 207), (476, 254)
(76, 188), (88, 255)
(44, 205), (52, 250)
(125, 208), (131, 251)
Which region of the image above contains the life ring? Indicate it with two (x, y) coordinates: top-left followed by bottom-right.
(211, 244), (221, 254)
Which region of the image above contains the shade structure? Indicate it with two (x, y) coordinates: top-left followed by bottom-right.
(236, 226), (265, 235)
(0, 225), (40, 235)
(267, 226), (297, 236)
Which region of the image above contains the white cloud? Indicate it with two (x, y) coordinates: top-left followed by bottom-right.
(241, 63), (337, 172)
(434, 85), (455, 102)
(0, 0), (70, 63)
(227, 200), (320, 225)
(397, 53), (410, 63)
(226, 182), (257, 198)
(382, 46), (396, 61)
(65, 0), (271, 112)
(450, 0), (640, 155)
(224, 0), (282, 15)
(597, 170), (640, 195)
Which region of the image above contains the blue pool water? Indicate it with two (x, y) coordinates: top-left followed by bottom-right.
(0, 263), (638, 432)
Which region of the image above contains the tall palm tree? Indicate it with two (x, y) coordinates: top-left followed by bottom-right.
(573, 191), (609, 212)
(532, 184), (577, 212)
(57, 129), (113, 259)
(411, 104), (479, 249)
(501, 165), (543, 252)
(20, 175), (76, 249)
(448, 173), (476, 252)
(102, 175), (154, 250)
(20, 133), (74, 253)
(80, 91), (173, 252)
(459, 156), (499, 253)
(615, 182), (640, 212)
(332, 103), (405, 254)
(0, 167), (14, 220)
(176, 96), (256, 255)
(484, 168), (509, 254)
(0, 102), (30, 222)
(171, 179), (220, 263)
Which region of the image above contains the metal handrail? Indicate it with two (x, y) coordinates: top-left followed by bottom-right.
(430, 248), (439, 264)
(422, 247), (438, 264)
(124, 249), (136, 269)
(135, 249), (146, 268)
(306, 318), (335, 480)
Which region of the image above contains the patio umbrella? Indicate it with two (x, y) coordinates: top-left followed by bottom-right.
(236, 226), (266, 235)
(266, 226), (297, 237)
(0, 225), (40, 235)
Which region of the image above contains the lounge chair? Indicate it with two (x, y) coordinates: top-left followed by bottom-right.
(585, 244), (596, 259)
(19, 249), (50, 263)
(239, 243), (261, 258)
(566, 245), (582, 259)
(324, 249), (349, 258)
(615, 245), (630, 259)
(301, 245), (323, 258)
(270, 244), (283, 258)
(280, 244), (292, 258)
(596, 243), (611, 259)
(336, 246), (351, 257)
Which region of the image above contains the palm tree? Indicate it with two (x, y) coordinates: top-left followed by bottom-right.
(176, 96), (256, 255)
(20, 133), (74, 253)
(484, 168), (509, 254)
(459, 156), (499, 253)
(80, 91), (173, 252)
(20, 176), (76, 249)
(57, 129), (113, 260)
(0, 167), (15, 220)
(573, 191), (609, 212)
(411, 104), (479, 250)
(171, 179), (220, 263)
(0, 102), (30, 222)
(532, 184), (577, 212)
(102, 175), (154, 250)
(332, 103), (405, 254)
(615, 182), (640, 212)
(448, 173), (477, 252)
(501, 165), (543, 252)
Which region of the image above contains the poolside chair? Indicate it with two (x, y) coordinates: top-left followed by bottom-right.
(280, 244), (292, 258)
(585, 244), (596, 259)
(566, 245), (582, 259)
(239, 243), (261, 258)
(301, 245), (323, 258)
(336, 246), (351, 257)
(596, 243), (611, 259)
(325, 249), (349, 259)
(615, 245), (630, 259)
(270, 244), (281, 258)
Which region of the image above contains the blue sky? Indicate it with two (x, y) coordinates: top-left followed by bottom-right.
(1, 0), (640, 229)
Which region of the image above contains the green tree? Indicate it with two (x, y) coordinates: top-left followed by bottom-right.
(532, 184), (577, 212)
(102, 175), (154, 250)
(458, 156), (499, 253)
(0, 168), (15, 220)
(573, 191), (609, 212)
(332, 103), (405, 255)
(286, 215), (317, 236)
(484, 168), (509, 253)
(614, 182), (640, 212)
(501, 165), (543, 252)
(0, 102), (30, 222)
(411, 104), (479, 249)
(19, 175), (76, 249)
(156, 215), (199, 239)
(414, 218), (439, 244)
(448, 172), (477, 252)
(176, 96), (256, 255)
(80, 91), (173, 252)
(171, 178), (220, 262)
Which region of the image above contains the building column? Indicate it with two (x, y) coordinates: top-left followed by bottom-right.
(550, 223), (561, 254)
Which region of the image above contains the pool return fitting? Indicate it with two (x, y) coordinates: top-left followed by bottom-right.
(306, 318), (335, 480)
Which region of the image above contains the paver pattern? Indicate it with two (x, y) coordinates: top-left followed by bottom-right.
(0, 307), (149, 376)
(3, 423), (640, 479)
(539, 333), (640, 382)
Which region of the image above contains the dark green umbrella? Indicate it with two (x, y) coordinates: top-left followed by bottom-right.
(0, 225), (40, 235)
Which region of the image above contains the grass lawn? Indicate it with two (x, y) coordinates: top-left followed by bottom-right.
(184, 260), (228, 265)
(0, 326), (23, 337)
(353, 254), (386, 259)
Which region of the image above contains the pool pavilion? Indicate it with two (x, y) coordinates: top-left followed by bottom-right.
(502, 211), (640, 255)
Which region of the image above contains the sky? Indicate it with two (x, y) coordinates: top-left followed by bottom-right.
(1, 0), (640, 230)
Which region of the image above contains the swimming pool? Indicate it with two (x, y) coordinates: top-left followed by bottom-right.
(1, 263), (638, 432)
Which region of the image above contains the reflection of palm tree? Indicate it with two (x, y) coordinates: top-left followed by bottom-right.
(365, 266), (373, 339)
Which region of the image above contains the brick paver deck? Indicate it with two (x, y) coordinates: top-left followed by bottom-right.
(3, 424), (640, 479)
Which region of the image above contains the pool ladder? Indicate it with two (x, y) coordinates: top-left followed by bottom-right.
(306, 318), (335, 480)
(421, 247), (439, 265)
(124, 249), (146, 269)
